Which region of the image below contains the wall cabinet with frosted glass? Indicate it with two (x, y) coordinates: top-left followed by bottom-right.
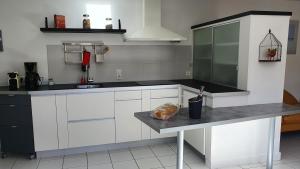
(193, 22), (240, 87)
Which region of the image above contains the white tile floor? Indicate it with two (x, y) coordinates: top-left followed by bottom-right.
(1, 133), (300, 169)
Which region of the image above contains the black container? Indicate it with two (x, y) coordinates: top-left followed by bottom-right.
(188, 96), (203, 119)
(24, 62), (40, 90)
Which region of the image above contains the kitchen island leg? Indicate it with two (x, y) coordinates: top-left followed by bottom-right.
(177, 130), (184, 169)
(266, 117), (276, 169)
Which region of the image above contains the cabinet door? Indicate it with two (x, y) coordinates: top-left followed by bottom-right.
(193, 27), (213, 81)
(56, 95), (68, 149)
(68, 119), (115, 148)
(115, 100), (142, 143)
(31, 95), (58, 151)
(182, 90), (206, 155)
(213, 22), (240, 87)
(67, 92), (114, 121)
(150, 97), (178, 139)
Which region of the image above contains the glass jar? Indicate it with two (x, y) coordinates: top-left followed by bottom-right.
(105, 18), (112, 29)
(83, 14), (91, 29)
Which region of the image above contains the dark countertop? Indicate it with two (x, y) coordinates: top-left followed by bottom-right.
(0, 79), (245, 94)
(134, 103), (300, 134)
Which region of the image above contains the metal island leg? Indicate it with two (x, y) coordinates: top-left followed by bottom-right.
(266, 117), (276, 169)
(177, 130), (184, 169)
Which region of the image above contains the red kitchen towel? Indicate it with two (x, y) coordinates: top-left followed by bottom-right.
(82, 50), (91, 65)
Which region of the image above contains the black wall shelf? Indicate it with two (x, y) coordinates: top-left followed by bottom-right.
(40, 28), (126, 34)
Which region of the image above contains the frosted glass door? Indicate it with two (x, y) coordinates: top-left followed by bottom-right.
(213, 22), (240, 87)
(193, 27), (213, 81)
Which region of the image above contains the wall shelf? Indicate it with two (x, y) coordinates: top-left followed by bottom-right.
(40, 28), (126, 34)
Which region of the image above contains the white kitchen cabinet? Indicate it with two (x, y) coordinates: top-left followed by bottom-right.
(67, 92), (114, 121)
(141, 90), (151, 140)
(56, 95), (68, 149)
(115, 99), (142, 143)
(183, 90), (206, 155)
(150, 97), (178, 139)
(68, 119), (115, 148)
(31, 95), (58, 151)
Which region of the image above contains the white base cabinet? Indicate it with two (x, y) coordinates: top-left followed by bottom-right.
(183, 90), (206, 155)
(31, 95), (58, 151)
(150, 92), (179, 139)
(68, 119), (115, 148)
(115, 99), (142, 143)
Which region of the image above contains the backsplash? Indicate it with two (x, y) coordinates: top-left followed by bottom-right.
(47, 45), (192, 84)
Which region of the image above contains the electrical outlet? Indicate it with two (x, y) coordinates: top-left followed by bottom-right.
(116, 69), (123, 80)
(185, 71), (192, 77)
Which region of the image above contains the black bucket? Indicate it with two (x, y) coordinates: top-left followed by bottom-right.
(188, 96), (203, 119)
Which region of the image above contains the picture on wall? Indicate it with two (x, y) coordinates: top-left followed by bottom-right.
(287, 20), (299, 54)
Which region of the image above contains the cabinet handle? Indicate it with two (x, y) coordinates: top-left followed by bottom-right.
(8, 94), (15, 97)
(11, 126), (17, 128)
(9, 105), (16, 107)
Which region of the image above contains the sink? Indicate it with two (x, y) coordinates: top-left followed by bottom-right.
(76, 84), (102, 89)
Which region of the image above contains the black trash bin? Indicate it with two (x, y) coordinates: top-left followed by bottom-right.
(188, 96), (203, 119)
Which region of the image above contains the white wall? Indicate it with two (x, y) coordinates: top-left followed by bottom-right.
(213, 0), (300, 100)
(0, 0), (215, 86)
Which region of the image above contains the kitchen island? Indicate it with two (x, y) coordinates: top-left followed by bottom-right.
(135, 103), (300, 169)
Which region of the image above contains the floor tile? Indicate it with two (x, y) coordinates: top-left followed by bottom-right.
(12, 158), (40, 169)
(187, 162), (209, 169)
(165, 164), (191, 169)
(130, 146), (155, 159)
(109, 149), (133, 162)
(112, 160), (139, 169)
(87, 151), (111, 165)
(0, 157), (17, 169)
(63, 153), (87, 169)
(88, 163), (114, 169)
(183, 152), (204, 165)
(38, 157), (63, 169)
(239, 162), (263, 169)
(136, 157), (162, 169)
(150, 144), (175, 157)
(157, 155), (177, 167)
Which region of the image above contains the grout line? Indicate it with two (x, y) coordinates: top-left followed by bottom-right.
(108, 150), (115, 169)
(129, 148), (141, 169)
(86, 152), (88, 169)
(10, 157), (17, 169)
(148, 144), (165, 168)
(35, 158), (41, 169)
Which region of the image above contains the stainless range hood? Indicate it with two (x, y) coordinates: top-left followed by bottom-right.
(124, 0), (187, 42)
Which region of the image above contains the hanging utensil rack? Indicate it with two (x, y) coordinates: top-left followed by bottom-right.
(63, 41), (104, 64)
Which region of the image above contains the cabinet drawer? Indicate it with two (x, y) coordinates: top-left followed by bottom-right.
(115, 90), (141, 100)
(0, 94), (30, 105)
(68, 119), (115, 148)
(0, 125), (35, 153)
(151, 88), (179, 98)
(67, 92), (114, 121)
(283, 114), (300, 124)
(0, 105), (32, 125)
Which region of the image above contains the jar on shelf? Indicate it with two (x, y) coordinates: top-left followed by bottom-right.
(105, 18), (112, 29)
(83, 14), (91, 29)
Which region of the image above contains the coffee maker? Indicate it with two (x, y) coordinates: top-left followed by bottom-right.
(24, 62), (40, 90)
(8, 72), (20, 91)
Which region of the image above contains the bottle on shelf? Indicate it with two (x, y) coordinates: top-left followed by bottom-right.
(83, 14), (91, 29)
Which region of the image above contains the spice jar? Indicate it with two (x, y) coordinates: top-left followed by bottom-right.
(83, 14), (91, 29)
(105, 18), (112, 29)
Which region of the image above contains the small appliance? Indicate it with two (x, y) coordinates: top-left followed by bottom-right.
(8, 72), (20, 91)
(24, 62), (41, 90)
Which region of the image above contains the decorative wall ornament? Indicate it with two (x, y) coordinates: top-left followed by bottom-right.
(259, 29), (282, 62)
